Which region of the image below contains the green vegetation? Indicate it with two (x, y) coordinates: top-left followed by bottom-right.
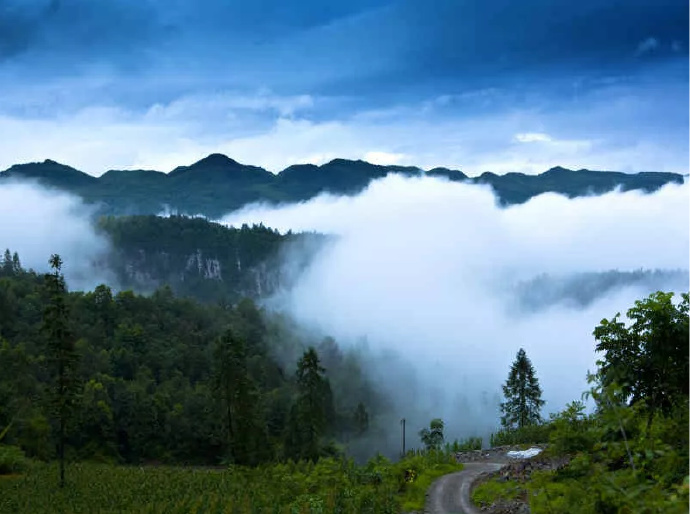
(0, 252), (382, 467)
(489, 424), (552, 447)
(500, 348), (544, 429)
(527, 292), (689, 513)
(98, 215), (324, 304)
(395, 451), (464, 511)
(480, 291), (689, 514)
(0, 452), (462, 513)
(418, 418), (444, 451)
(1, 154), (683, 218)
(472, 477), (522, 508)
(446, 436), (483, 452)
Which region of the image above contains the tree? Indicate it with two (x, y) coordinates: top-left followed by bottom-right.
(419, 418), (444, 450)
(500, 348), (544, 429)
(42, 254), (79, 487)
(213, 328), (268, 466)
(352, 402), (369, 436)
(285, 348), (333, 461)
(593, 291), (689, 416)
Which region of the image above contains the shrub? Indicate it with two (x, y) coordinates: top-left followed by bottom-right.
(0, 444), (29, 474)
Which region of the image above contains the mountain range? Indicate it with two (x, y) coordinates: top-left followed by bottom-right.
(1, 154), (683, 218)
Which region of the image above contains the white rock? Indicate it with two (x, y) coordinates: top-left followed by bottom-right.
(506, 447), (543, 459)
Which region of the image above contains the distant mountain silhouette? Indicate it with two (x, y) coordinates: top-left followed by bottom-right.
(0, 155), (683, 218)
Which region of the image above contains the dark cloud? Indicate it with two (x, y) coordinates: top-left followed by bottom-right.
(1, 0), (686, 96)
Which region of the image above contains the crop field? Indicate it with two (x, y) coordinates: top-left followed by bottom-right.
(0, 453), (463, 514)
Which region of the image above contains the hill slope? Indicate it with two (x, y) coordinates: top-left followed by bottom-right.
(1, 155), (683, 218)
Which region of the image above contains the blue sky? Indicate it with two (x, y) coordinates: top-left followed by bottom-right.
(0, 0), (687, 175)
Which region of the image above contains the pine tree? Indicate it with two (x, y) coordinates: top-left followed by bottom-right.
(353, 402), (369, 436)
(42, 254), (79, 487)
(285, 348), (333, 461)
(213, 328), (269, 466)
(500, 348), (545, 429)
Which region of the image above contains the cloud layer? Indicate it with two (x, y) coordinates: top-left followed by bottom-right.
(0, 0), (687, 176)
(221, 176), (689, 445)
(0, 181), (113, 289)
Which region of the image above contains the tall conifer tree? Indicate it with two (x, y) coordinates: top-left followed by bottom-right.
(500, 348), (545, 429)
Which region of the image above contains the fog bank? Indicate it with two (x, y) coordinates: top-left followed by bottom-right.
(0, 181), (114, 290)
(221, 176), (689, 449)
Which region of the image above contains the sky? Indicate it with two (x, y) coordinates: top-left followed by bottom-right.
(0, 0), (687, 175)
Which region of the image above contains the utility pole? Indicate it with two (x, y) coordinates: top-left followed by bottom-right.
(400, 418), (406, 457)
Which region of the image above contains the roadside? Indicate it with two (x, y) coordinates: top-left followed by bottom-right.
(423, 445), (556, 514)
(470, 452), (570, 514)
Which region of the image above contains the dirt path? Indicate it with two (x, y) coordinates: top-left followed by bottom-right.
(425, 462), (506, 514)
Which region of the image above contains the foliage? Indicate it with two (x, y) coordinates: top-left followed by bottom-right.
(0, 453), (462, 513)
(285, 348), (336, 461)
(42, 254), (80, 487)
(419, 418), (445, 451)
(593, 291), (689, 416)
(526, 291), (690, 514)
(389, 449), (464, 511)
(213, 329), (268, 466)
(0, 253), (381, 467)
(472, 476), (522, 508)
(97, 215), (323, 305)
(489, 423), (552, 447)
(0, 445), (30, 475)
(446, 436), (483, 452)
(500, 348), (545, 429)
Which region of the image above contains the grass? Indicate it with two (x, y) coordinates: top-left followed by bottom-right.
(396, 451), (464, 511)
(471, 476), (524, 509)
(0, 451), (463, 513)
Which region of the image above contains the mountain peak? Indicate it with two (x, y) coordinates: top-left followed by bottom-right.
(191, 153), (240, 167)
(544, 166), (573, 174)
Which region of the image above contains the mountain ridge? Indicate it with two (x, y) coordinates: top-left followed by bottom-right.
(0, 154), (683, 218)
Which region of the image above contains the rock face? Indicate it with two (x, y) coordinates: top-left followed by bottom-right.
(97, 215), (326, 303)
(185, 250), (222, 280)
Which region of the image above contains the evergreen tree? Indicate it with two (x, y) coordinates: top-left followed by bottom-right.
(1, 249), (12, 275)
(42, 254), (80, 487)
(352, 402), (369, 436)
(213, 328), (269, 466)
(11, 252), (20, 273)
(285, 348), (333, 461)
(500, 348), (545, 429)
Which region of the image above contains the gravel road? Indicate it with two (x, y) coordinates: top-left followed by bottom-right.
(425, 462), (506, 514)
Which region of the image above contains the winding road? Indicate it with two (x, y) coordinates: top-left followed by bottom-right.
(425, 462), (506, 514)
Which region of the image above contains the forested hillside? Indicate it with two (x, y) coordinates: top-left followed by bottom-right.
(1, 154), (683, 218)
(0, 253), (383, 466)
(97, 215), (325, 303)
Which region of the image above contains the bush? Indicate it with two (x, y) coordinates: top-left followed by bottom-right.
(490, 423), (552, 447)
(472, 477), (522, 508)
(447, 436), (482, 452)
(0, 444), (29, 474)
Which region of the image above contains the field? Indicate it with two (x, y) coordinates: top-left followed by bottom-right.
(0, 452), (463, 514)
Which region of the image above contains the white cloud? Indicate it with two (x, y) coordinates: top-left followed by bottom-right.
(363, 151), (409, 165)
(514, 132), (552, 143)
(0, 79), (686, 176)
(0, 181), (114, 290)
(221, 176), (689, 443)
